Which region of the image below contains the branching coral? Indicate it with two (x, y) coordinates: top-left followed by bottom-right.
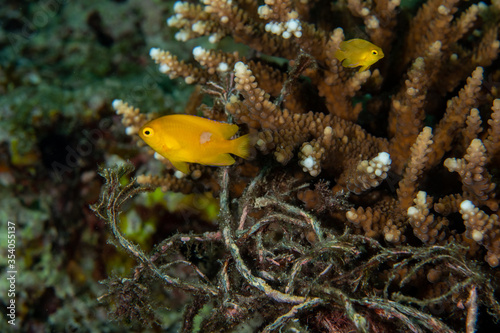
(98, 0), (500, 331)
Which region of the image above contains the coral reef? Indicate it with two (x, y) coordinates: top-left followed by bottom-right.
(2, 0), (499, 331)
(96, 0), (500, 331)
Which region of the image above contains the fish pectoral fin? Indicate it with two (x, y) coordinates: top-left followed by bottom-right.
(170, 160), (190, 174)
(204, 153), (236, 166)
(165, 138), (181, 150)
(343, 59), (360, 68)
(358, 65), (370, 72)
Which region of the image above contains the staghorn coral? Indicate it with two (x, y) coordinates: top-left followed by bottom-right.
(444, 138), (497, 210)
(100, 0), (500, 331)
(460, 200), (500, 267)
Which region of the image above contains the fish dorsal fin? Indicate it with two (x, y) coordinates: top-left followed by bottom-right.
(212, 122), (239, 139)
(342, 38), (368, 50)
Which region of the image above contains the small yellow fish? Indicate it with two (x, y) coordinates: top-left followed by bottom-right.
(139, 115), (250, 173)
(334, 38), (384, 72)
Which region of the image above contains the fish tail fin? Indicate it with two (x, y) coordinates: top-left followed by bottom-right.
(231, 134), (251, 159)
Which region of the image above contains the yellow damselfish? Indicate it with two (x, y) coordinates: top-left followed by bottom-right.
(334, 38), (384, 72)
(139, 114), (250, 173)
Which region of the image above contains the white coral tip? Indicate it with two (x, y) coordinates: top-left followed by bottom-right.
(375, 152), (391, 165)
(192, 46), (204, 57)
(302, 156), (314, 169)
(159, 64), (170, 73)
(173, 1), (185, 12)
(217, 62), (229, 72)
(154, 152), (165, 160)
(472, 230), (484, 242)
(234, 61), (247, 75)
(407, 206), (418, 217)
(460, 200), (474, 212)
(149, 47), (160, 58)
(112, 99), (122, 109)
(125, 127), (135, 135)
(346, 211), (357, 220)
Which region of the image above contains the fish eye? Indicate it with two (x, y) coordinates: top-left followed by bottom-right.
(143, 127), (154, 136)
(372, 50), (378, 55)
